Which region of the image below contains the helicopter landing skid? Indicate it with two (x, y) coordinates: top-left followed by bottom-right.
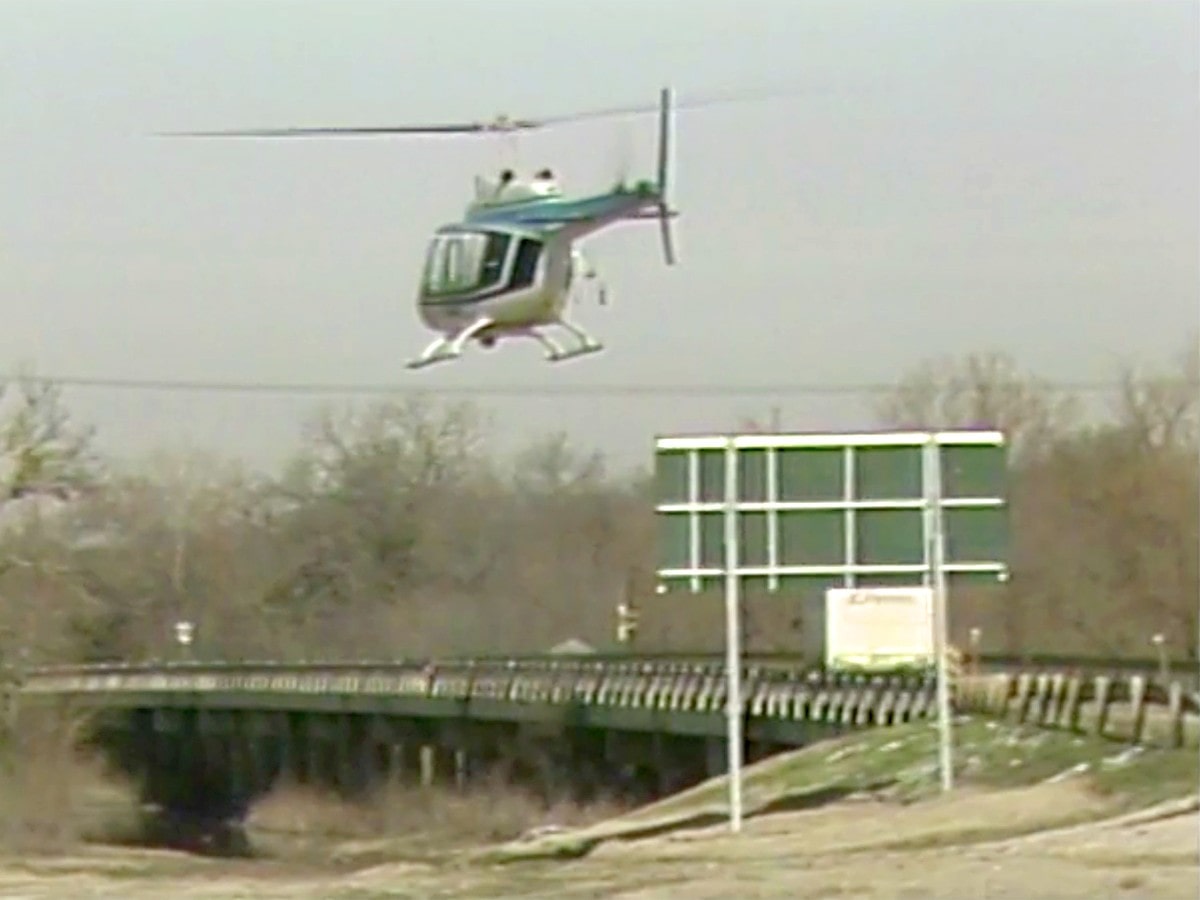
(405, 316), (496, 370)
(547, 343), (604, 363)
(406, 317), (604, 369)
(529, 320), (604, 363)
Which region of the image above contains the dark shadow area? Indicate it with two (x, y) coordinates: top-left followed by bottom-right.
(97, 804), (260, 859)
(753, 778), (897, 816)
(80, 709), (745, 860)
(598, 778), (901, 846)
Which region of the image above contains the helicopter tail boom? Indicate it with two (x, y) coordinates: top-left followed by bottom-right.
(655, 86), (677, 265)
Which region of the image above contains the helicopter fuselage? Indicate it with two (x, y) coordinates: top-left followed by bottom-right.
(415, 182), (660, 345)
(402, 86), (675, 369)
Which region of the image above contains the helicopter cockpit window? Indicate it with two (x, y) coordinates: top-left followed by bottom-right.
(422, 230), (511, 297)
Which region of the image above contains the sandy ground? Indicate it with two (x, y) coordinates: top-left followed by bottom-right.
(0, 782), (1195, 899)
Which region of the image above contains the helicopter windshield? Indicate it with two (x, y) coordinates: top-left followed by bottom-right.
(421, 229), (511, 298)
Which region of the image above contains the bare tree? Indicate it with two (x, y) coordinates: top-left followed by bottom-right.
(0, 372), (98, 503)
(511, 431), (605, 496)
(4, 350), (1195, 668)
(877, 344), (1200, 659)
(52, 449), (286, 662)
(496, 434), (640, 650)
(0, 373), (101, 667)
(1072, 342), (1200, 657)
(258, 396), (498, 656)
(1109, 340), (1198, 451)
(873, 350), (1081, 460)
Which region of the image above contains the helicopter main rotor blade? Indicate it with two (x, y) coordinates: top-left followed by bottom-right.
(528, 83), (821, 128)
(158, 122), (540, 138)
(158, 82), (832, 140)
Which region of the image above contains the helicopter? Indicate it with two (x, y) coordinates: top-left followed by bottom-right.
(399, 86), (679, 369)
(162, 85), (786, 369)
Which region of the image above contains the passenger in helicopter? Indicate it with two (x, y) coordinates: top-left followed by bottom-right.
(491, 169), (516, 200)
(530, 168), (560, 197)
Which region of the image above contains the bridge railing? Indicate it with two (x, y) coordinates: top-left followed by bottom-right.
(12, 658), (1200, 748)
(957, 669), (1200, 748)
(13, 658), (940, 732)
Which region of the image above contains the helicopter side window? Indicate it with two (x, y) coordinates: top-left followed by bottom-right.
(508, 237), (542, 291)
(478, 231), (510, 288)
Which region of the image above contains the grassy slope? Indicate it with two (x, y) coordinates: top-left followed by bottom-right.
(488, 714), (1199, 862)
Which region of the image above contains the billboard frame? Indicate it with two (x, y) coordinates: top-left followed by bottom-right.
(653, 428), (1007, 592)
(652, 429), (1007, 811)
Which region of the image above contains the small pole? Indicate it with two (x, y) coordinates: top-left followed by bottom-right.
(723, 437), (743, 833)
(923, 436), (953, 793)
(969, 627), (982, 677)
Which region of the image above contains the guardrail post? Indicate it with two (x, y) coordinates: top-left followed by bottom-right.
(990, 674), (1012, 718)
(1047, 673), (1067, 726)
(1062, 676), (1083, 732)
(1166, 681), (1185, 748)
(1128, 675), (1147, 744)
(1092, 676), (1111, 738)
(1013, 673), (1033, 724)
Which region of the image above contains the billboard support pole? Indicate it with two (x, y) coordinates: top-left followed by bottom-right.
(722, 436), (744, 833)
(923, 436), (954, 793)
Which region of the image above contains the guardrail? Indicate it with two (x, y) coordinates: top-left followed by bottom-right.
(11, 657), (1200, 749)
(11, 649), (1197, 677)
(13, 658), (940, 745)
(960, 670), (1200, 748)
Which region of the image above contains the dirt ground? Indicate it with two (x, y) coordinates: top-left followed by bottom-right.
(0, 781), (1195, 899)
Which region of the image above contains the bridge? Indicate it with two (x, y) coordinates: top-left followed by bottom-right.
(8, 654), (1197, 852)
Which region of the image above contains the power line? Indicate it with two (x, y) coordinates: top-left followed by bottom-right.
(7, 373), (1162, 398)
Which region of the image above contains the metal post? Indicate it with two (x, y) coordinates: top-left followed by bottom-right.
(723, 437), (743, 833)
(923, 436), (953, 793)
(1151, 633), (1168, 684)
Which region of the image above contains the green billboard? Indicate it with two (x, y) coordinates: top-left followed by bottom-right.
(653, 429), (1008, 594)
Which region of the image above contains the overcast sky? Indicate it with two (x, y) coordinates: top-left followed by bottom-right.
(3, 0), (1196, 473)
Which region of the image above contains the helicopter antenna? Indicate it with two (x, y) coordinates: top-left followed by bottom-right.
(655, 86), (677, 266)
(612, 119), (633, 188)
(501, 128), (521, 174)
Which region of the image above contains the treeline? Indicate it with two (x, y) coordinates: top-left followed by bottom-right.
(0, 345), (1195, 668)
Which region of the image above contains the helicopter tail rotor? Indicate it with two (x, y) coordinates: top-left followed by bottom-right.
(655, 86), (677, 266)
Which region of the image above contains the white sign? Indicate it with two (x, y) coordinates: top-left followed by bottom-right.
(825, 586), (935, 671)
